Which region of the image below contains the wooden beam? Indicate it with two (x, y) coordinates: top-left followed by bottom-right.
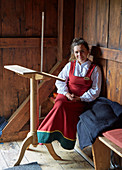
(58, 0), (75, 60)
(90, 45), (122, 63)
(0, 37), (57, 48)
(0, 131), (29, 143)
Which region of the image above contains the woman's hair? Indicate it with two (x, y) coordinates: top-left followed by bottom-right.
(69, 38), (89, 61)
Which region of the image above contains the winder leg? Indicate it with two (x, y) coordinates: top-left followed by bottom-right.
(14, 76), (38, 166)
(14, 135), (33, 166)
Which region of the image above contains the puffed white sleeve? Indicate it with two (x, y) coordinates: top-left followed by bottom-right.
(80, 66), (102, 102)
(55, 62), (71, 95)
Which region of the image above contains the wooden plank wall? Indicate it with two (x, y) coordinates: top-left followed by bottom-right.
(0, 0), (58, 119)
(75, 0), (122, 104)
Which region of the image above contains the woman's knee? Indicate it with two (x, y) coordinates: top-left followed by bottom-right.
(55, 95), (67, 107)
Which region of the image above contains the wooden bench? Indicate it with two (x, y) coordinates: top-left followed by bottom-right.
(75, 129), (122, 170)
(92, 130), (122, 170)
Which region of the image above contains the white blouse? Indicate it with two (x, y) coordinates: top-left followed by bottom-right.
(55, 60), (102, 102)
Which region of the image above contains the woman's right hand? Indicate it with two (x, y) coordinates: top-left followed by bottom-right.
(65, 92), (75, 101)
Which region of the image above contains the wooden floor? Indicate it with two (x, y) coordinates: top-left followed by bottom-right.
(0, 140), (94, 170)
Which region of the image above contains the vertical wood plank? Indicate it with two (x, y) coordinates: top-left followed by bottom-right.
(58, 0), (75, 60)
(32, 0), (41, 36)
(15, 0), (25, 36)
(3, 48), (28, 118)
(45, 0), (58, 37)
(63, 0), (75, 57)
(114, 62), (122, 104)
(108, 0), (122, 49)
(43, 0), (58, 71)
(120, 1), (122, 49)
(96, 0), (109, 47)
(83, 0), (97, 45)
(0, 0), (2, 35)
(75, 0), (84, 38)
(58, 0), (63, 61)
(107, 60), (122, 104)
(25, 0), (33, 36)
(44, 47), (57, 72)
(1, 0), (20, 36)
(0, 49), (3, 117)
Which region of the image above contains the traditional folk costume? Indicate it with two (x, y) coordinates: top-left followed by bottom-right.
(37, 59), (102, 150)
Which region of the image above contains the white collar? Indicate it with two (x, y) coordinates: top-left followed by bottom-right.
(76, 59), (91, 67)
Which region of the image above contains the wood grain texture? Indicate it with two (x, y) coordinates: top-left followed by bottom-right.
(1, 0), (20, 36)
(0, 38), (57, 48)
(96, 0), (109, 47)
(83, 0), (97, 45)
(108, 0), (122, 49)
(45, 0), (58, 37)
(0, 130), (29, 143)
(0, 0), (2, 36)
(0, 141), (94, 169)
(63, 0), (75, 57)
(90, 45), (122, 63)
(58, 0), (63, 61)
(99, 136), (122, 157)
(0, 0), (58, 37)
(75, 0), (84, 38)
(92, 138), (110, 170)
(0, 0), (75, 121)
(75, 0), (122, 106)
(107, 60), (122, 104)
(25, 0), (33, 36)
(0, 49), (3, 117)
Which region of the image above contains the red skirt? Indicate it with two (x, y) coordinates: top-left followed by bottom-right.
(37, 94), (86, 150)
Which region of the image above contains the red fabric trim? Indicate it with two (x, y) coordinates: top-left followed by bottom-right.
(86, 63), (96, 77)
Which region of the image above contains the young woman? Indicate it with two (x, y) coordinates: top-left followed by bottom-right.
(37, 38), (102, 160)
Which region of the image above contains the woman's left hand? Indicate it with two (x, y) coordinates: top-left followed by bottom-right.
(73, 96), (81, 102)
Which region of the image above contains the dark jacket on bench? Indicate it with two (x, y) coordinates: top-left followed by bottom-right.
(77, 97), (122, 150)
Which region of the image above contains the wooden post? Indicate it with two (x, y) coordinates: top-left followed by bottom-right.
(29, 75), (38, 145)
(40, 12), (44, 72)
(92, 138), (110, 170)
(14, 75), (38, 166)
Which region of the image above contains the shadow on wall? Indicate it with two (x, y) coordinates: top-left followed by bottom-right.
(90, 44), (107, 97)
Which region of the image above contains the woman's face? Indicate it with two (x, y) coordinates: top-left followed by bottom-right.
(74, 44), (89, 64)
